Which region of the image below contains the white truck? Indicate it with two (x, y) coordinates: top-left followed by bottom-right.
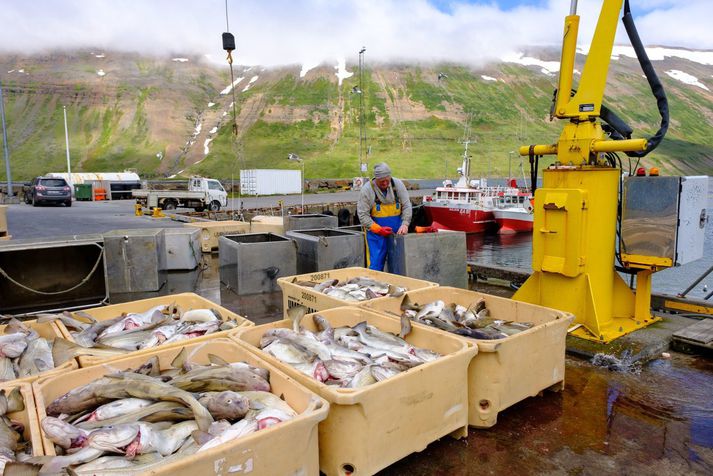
(132, 177), (228, 212)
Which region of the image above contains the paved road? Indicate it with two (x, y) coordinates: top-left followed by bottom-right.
(3, 189), (432, 240)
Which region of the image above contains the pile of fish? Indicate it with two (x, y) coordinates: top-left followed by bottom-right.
(0, 387), (32, 474)
(38, 304), (239, 364)
(23, 348), (295, 474)
(259, 307), (440, 388)
(293, 276), (407, 302)
(0, 318), (55, 381)
(400, 296), (534, 340)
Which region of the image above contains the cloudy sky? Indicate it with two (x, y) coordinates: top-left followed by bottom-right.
(0, 0), (709, 66)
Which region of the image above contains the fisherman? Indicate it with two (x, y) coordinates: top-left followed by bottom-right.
(357, 162), (412, 271)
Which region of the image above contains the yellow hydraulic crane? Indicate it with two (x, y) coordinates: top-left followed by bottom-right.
(513, 0), (674, 342)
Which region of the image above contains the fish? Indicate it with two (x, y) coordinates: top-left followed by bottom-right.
(36, 312), (90, 331)
(41, 416), (90, 450)
(237, 391), (296, 417)
(323, 359), (363, 381)
(261, 329), (331, 361)
(399, 314), (412, 338)
(0, 357), (16, 381)
(74, 398), (154, 424)
(17, 338), (54, 377)
(52, 338), (128, 365)
(180, 309), (218, 323)
(0, 388), (24, 416)
(415, 300), (445, 321)
(347, 366), (377, 388)
(47, 372), (214, 431)
(453, 327), (507, 340)
(197, 392), (250, 420)
(0, 333), (28, 359)
(196, 416), (257, 453)
(301, 276), (409, 302)
(169, 365), (271, 393)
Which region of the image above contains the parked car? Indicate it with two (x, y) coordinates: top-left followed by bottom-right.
(24, 177), (72, 207)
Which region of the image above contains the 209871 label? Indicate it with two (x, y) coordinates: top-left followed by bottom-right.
(300, 292), (317, 303)
(310, 272), (330, 281)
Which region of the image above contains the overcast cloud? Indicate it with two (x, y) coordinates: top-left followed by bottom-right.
(0, 0), (709, 66)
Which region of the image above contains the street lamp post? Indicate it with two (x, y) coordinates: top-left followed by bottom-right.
(509, 151), (514, 182)
(0, 81), (12, 197)
(288, 153), (304, 211)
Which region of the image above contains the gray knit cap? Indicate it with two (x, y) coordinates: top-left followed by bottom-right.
(373, 162), (392, 179)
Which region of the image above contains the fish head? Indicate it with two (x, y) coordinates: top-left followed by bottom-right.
(41, 416), (88, 449)
(87, 424), (140, 453)
(0, 337), (27, 359)
(201, 391), (250, 420)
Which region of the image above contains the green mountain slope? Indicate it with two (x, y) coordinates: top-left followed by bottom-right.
(1, 49), (712, 181)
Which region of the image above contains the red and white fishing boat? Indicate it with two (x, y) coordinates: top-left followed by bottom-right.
(423, 142), (503, 233)
(492, 186), (534, 234)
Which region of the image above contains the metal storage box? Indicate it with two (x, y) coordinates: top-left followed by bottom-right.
(0, 235), (107, 314)
(0, 382), (44, 458)
(390, 231), (467, 288)
(285, 214), (338, 232)
(163, 227), (202, 270)
(364, 286), (574, 428)
(277, 267), (438, 317)
(185, 220), (250, 253)
(33, 339), (329, 475)
(286, 228), (363, 274)
(0, 319), (77, 385)
(240, 169), (302, 195)
(232, 307), (476, 476)
(621, 175), (708, 266)
(103, 229), (166, 293)
(250, 215), (285, 234)
(54, 292), (254, 367)
(219, 232), (296, 295)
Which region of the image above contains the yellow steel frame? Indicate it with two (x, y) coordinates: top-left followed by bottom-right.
(513, 0), (666, 342)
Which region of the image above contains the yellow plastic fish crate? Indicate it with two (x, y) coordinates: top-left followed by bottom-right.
(249, 215), (285, 234)
(0, 320), (78, 385)
(277, 267), (438, 318)
(54, 292), (254, 368)
(0, 381), (44, 457)
(232, 306), (477, 476)
(185, 220), (250, 252)
(363, 286), (574, 428)
(32, 338), (329, 475)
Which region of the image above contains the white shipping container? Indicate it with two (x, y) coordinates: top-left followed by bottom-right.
(240, 169), (302, 195)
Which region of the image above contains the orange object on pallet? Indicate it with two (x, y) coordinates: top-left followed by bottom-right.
(94, 188), (107, 201)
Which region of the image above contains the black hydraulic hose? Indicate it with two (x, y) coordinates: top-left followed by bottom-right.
(620, 0), (669, 157)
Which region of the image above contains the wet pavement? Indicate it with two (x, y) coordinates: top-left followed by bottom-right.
(382, 354), (713, 475)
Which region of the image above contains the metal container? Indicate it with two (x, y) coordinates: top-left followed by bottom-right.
(240, 169), (302, 195)
(621, 175), (708, 266)
(0, 235), (107, 314)
(286, 228), (364, 274)
(103, 229), (166, 293)
(389, 231), (468, 288)
(285, 214), (338, 232)
(74, 183), (93, 201)
(163, 227), (202, 270)
(219, 232), (296, 295)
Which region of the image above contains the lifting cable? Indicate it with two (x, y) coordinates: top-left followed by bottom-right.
(223, 0), (239, 136)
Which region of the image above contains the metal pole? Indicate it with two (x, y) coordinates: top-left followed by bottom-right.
(508, 151), (513, 181)
(679, 263), (713, 298)
(0, 81), (13, 197)
(63, 106), (72, 189)
(301, 160), (304, 211)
